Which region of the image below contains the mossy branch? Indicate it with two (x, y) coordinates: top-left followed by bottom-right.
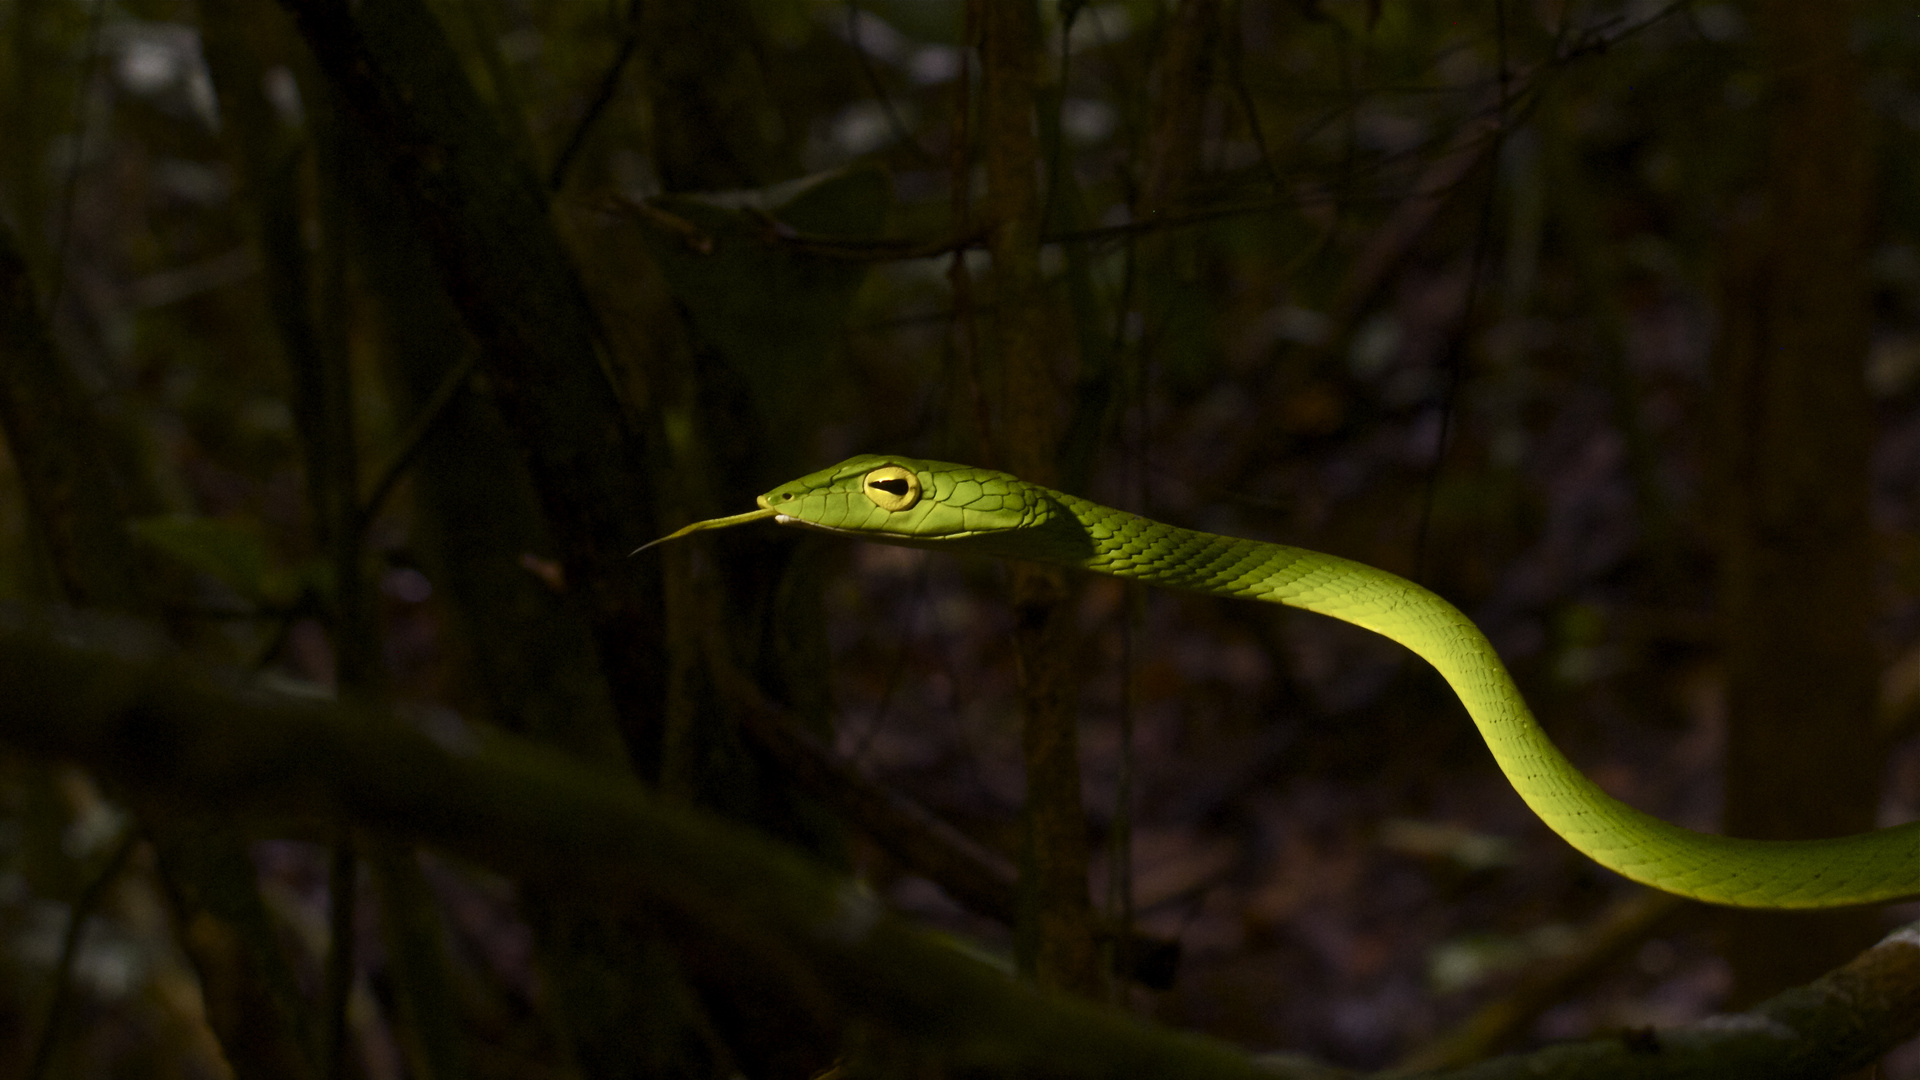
(0, 625), (1262, 1079)
(2, 626), (1919, 1079)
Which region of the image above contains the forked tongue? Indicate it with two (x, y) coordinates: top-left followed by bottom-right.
(630, 506), (780, 556)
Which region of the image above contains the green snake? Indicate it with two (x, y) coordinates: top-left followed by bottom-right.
(643, 454), (1920, 909)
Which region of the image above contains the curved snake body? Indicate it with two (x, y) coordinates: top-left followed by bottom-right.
(647, 454), (1920, 909)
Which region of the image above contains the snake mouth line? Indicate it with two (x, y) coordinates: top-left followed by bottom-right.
(773, 516), (864, 537)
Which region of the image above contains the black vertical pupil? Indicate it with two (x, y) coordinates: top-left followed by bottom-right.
(870, 478), (910, 497)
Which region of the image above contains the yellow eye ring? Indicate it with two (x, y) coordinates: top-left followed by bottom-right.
(862, 465), (921, 512)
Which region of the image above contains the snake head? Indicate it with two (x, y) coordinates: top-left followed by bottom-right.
(757, 454), (1052, 542)
(635, 453), (1084, 556)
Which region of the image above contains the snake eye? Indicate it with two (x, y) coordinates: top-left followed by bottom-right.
(862, 465), (921, 512)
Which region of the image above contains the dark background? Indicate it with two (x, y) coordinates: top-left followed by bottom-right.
(2, 0), (1919, 1076)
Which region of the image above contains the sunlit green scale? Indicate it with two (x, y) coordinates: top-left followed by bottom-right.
(732, 454), (1920, 909)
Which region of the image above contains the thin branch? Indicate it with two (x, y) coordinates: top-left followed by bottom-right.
(596, 97), (1524, 268)
(1225, 11), (1285, 194)
(725, 679), (1180, 988)
(320, 838), (358, 1080)
(1397, 890), (1689, 1071)
(947, 13), (993, 461)
(608, 0), (1681, 277)
(845, 0), (939, 165)
(43, 0), (109, 324)
(26, 828), (139, 1080)
(459, 0), (544, 183)
(548, 0), (643, 191)
(359, 351), (479, 532)
(1410, 0), (1508, 585)
(246, 606), (305, 675)
(593, 85), (1537, 270)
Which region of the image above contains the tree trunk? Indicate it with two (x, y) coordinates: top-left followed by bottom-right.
(1716, 0), (1880, 1006)
(978, 0), (1102, 995)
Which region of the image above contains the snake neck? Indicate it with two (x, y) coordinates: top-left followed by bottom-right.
(1035, 487), (1411, 612)
(1029, 488), (1598, 856)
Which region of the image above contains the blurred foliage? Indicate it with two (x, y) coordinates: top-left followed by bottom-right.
(0, 0), (1917, 1076)
(130, 514), (317, 607)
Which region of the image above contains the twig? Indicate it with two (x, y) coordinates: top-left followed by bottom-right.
(1411, 0), (1508, 585)
(1397, 891), (1689, 1071)
(359, 352), (479, 532)
(845, 0), (939, 165)
(26, 828), (140, 1080)
(459, 0), (544, 184)
(161, 601), (291, 622)
(320, 837), (358, 1080)
(598, 192), (983, 262)
(242, 591), (320, 677)
(946, 16), (993, 461)
(599, 0), (1688, 279)
(726, 678), (1180, 988)
(43, 0), (109, 325)
(1226, 13), (1285, 194)
(548, 0), (643, 191)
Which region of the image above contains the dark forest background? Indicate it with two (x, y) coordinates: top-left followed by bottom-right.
(2, 0), (1920, 1076)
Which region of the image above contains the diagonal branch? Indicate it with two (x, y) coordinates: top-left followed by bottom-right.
(358, 352), (479, 532)
(0, 625), (1272, 1080)
(2, 626), (1919, 1079)
(275, 0), (669, 776)
(727, 683), (1180, 988)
